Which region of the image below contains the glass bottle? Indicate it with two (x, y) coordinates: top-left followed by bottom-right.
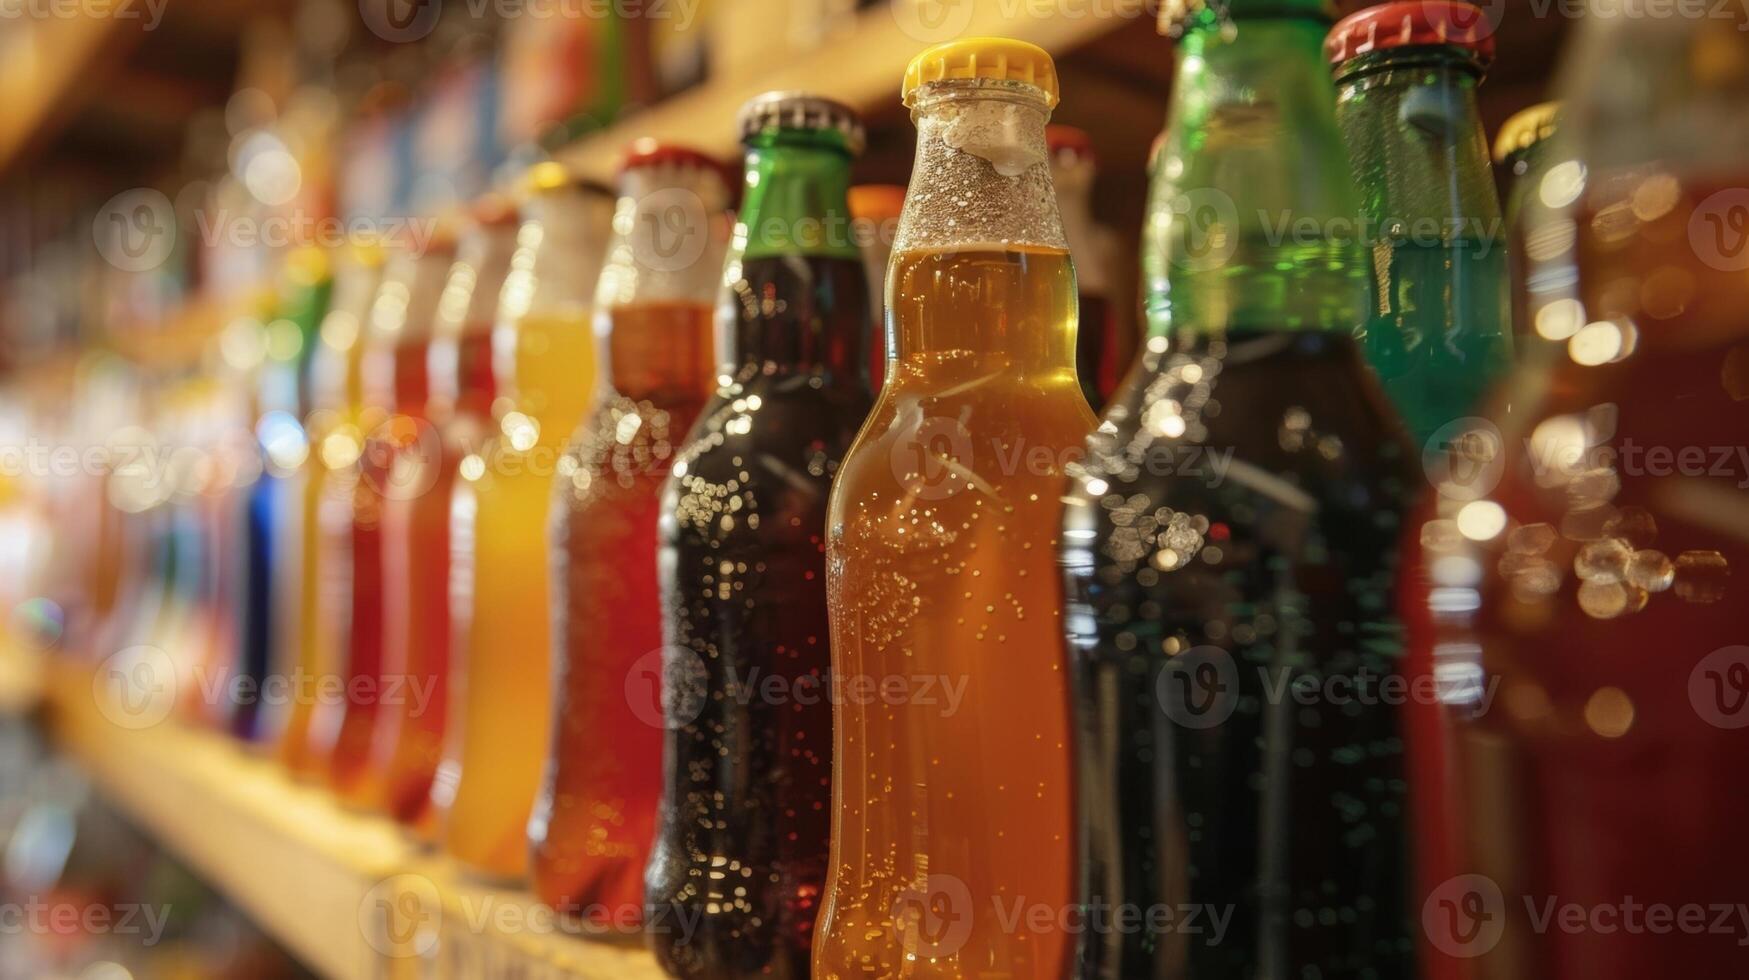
(1494, 101), (1562, 353)
(326, 233), (456, 808)
(1049, 125), (1123, 411)
(280, 241), (385, 780)
(847, 183), (905, 392)
(646, 95), (873, 978)
(531, 141), (730, 918)
(1431, 9), (1749, 977)
(373, 197), (520, 831)
(1329, 0), (1512, 449)
(814, 38), (1095, 980)
(439, 166), (614, 880)
(240, 245), (333, 743)
(1060, 2), (1418, 976)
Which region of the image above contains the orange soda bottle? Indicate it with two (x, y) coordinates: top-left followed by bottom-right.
(813, 38), (1095, 980)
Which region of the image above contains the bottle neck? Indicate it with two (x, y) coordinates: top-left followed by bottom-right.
(724, 136), (868, 379)
(891, 83), (1077, 375)
(1144, 16), (1367, 338)
(1334, 48), (1500, 236)
(597, 167), (729, 402)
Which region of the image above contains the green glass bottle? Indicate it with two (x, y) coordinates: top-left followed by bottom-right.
(1061, 1), (1418, 976)
(1328, 1), (1512, 448)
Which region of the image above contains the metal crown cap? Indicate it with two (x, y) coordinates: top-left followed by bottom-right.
(1494, 101), (1561, 163)
(738, 92), (867, 156)
(902, 37), (1059, 108)
(1325, 1), (1497, 66)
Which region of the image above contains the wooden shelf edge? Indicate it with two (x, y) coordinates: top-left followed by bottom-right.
(41, 662), (668, 980)
(557, 0), (1131, 180)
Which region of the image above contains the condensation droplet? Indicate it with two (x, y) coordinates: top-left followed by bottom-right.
(1574, 538), (1631, 583)
(1674, 550), (1730, 604)
(1625, 549), (1675, 592)
(1508, 522), (1558, 555)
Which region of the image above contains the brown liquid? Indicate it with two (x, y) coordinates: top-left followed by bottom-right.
(815, 245), (1094, 979)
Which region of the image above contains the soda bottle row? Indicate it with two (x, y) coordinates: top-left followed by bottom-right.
(27, 2), (1747, 978)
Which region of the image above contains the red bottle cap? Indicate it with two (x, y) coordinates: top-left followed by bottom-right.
(1324, 1), (1496, 67)
(620, 138), (732, 179)
(1046, 125), (1096, 164)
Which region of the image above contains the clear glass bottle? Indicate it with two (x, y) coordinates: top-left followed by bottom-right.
(1431, 9), (1749, 977)
(814, 38), (1095, 980)
(532, 141), (731, 918)
(439, 166), (614, 880)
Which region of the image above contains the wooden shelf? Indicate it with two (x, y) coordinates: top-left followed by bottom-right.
(41, 662), (667, 980)
(558, 0), (1131, 180)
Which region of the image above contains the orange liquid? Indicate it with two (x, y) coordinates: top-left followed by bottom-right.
(815, 246), (1093, 979)
(532, 300), (715, 918)
(439, 309), (596, 880)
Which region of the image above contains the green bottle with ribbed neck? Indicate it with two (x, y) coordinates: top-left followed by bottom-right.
(1331, 2), (1513, 449)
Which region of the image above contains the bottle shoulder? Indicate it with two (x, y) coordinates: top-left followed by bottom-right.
(1066, 332), (1417, 522)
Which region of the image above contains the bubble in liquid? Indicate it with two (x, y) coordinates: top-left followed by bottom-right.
(1577, 580), (1642, 620)
(1602, 505), (1658, 549)
(1624, 549), (1675, 592)
(1509, 559), (1562, 602)
(1507, 522), (1558, 555)
(1673, 551), (1730, 604)
(1421, 519), (1463, 552)
(1575, 538), (1632, 583)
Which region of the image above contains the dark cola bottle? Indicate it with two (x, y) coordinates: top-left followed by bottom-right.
(1059, 2), (1419, 976)
(645, 93), (873, 978)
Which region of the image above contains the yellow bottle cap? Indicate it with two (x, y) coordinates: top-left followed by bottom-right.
(902, 37), (1059, 108)
(522, 160), (573, 196)
(1494, 102), (1561, 164)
